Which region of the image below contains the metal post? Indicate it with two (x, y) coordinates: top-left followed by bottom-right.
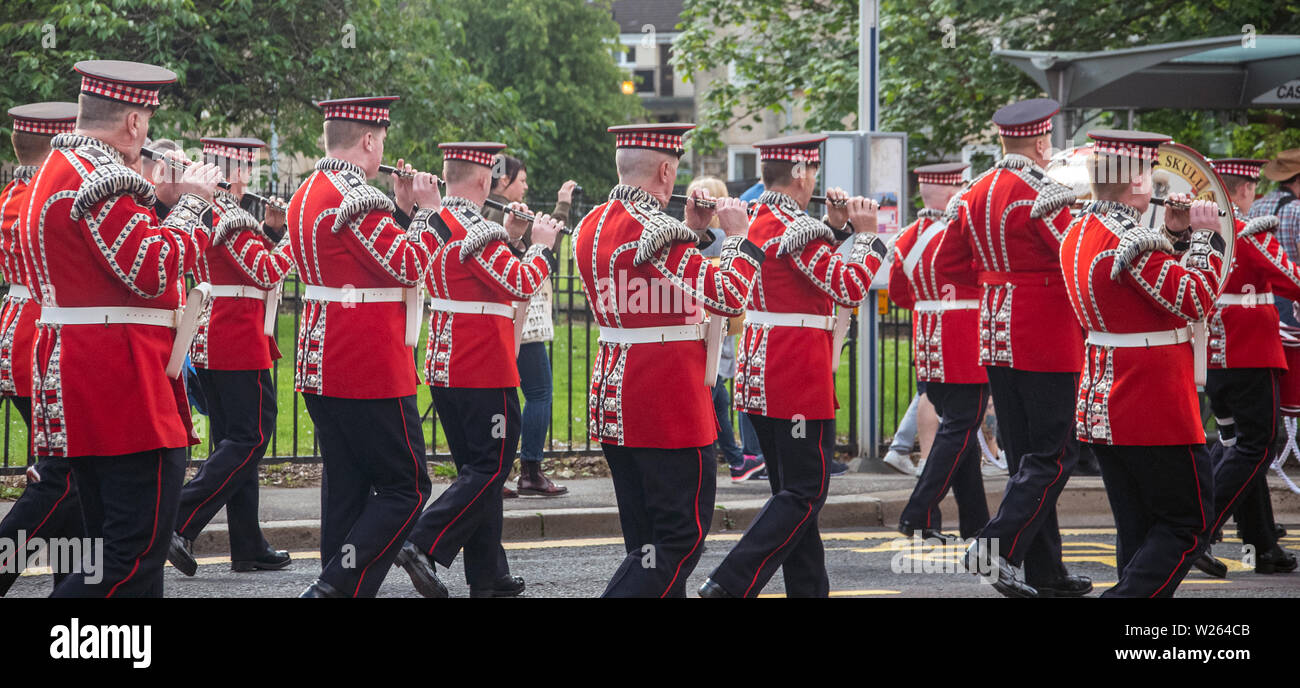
(856, 0), (881, 461)
(858, 0), (879, 131)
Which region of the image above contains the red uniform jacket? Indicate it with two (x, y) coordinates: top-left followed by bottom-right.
(736, 190), (884, 419)
(191, 191), (293, 371)
(20, 134), (210, 457)
(889, 208), (986, 384)
(286, 158), (434, 399)
(1060, 200), (1224, 446)
(422, 196), (551, 388)
(948, 154), (1083, 372)
(575, 184), (763, 448)
(1208, 212), (1300, 370)
(0, 166), (40, 398)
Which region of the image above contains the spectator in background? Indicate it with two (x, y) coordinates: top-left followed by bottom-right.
(882, 391), (939, 475)
(689, 176), (766, 482)
(1250, 149), (1300, 327)
(486, 154), (574, 497)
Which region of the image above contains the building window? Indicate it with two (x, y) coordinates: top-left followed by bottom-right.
(634, 69), (656, 94)
(728, 150), (757, 181)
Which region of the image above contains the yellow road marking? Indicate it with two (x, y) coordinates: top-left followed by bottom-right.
(759, 589), (902, 598)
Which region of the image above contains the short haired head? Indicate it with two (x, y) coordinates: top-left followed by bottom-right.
(1086, 129), (1169, 205)
(609, 123), (693, 205)
(441, 142), (508, 202)
(8, 101), (77, 166)
(72, 60), (175, 156)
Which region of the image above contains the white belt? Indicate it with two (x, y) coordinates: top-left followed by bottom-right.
(1216, 292), (1273, 306)
(302, 285), (406, 303)
(209, 284), (269, 300)
(428, 297), (515, 319)
(745, 310), (835, 331)
(6, 285), (31, 300)
(599, 324), (705, 344)
(1087, 327), (1192, 348)
(38, 306), (181, 328)
(914, 299), (979, 312)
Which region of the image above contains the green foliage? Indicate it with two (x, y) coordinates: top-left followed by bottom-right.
(673, 0), (1300, 166)
(455, 0), (643, 198)
(0, 0), (637, 187)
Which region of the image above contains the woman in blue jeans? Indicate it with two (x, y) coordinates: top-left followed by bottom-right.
(487, 155), (575, 496)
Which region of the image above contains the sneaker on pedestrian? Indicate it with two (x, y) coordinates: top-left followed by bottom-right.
(749, 467), (769, 481)
(828, 460), (849, 477)
(882, 449), (914, 475)
(981, 454), (1008, 477)
(730, 456), (766, 482)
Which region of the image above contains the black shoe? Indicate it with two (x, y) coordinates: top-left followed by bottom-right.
(299, 579), (343, 598)
(168, 532), (197, 577)
(232, 548), (291, 572)
(1256, 545), (1298, 574)
(1192, 550), (1227, 578)
(394, 542), (449, 598)
(965, 540), (1037, 598)
(470, 574), (525, 598)
(1032, 574), (1093, 598)
(828, 460), (849, 477)
(697, 578), (734, 598)
(897, 521), (955, 544)
(1274, 524), (1288, 540)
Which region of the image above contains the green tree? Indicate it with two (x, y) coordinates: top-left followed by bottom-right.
(0, 0), (545, 178)
(673, 0), (1300, 167)
(455, 0), (643, 201)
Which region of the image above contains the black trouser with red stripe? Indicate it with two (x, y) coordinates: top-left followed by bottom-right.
(602, 442), (715, 598)
(50, 448), (186, 598)
(0, 394), (84, 595)
(1093, 443), (1212, 597)
(706, 415), (830, 598)
(408, 387), (520, 590)
(175, 369), (275, 561)
(1204, 367), (1280, 551)
(304, 393), (431, 598)
(981, 367), (1077, 585)
(900, 382), (990, 538)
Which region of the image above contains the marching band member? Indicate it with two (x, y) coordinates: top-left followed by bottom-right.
(396, 142), (561, 598)
(888, 162), (992, 542)
(167, 137), (295, 577)
(0, 102), (81, 596)
(484, 153), (573, 497)
(21, 61), (222, 597)
(287, 96), (440, 598)
(574, 123), (760, 597)
(950, 98), (1091, 598)
(1060, 130), (1224, 597)
(1192, 158), (1298, 577)
(697, 135), (885, 598)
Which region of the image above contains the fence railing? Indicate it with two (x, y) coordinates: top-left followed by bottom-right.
(0, 178), (895, 472)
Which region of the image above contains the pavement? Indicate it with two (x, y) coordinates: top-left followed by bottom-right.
(9, 525), (1299, 598)
(5, 465), (1297, 557)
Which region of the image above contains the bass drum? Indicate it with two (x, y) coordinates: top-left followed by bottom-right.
(1280, 326), (1300, 418)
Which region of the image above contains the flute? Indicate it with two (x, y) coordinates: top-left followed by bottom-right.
(378, 163), (416, 178)
(482, 198), (573, 236)
(671, 194), (848, 209)
(141, 147), (287, 212)
(1151, 196), (1228, 217)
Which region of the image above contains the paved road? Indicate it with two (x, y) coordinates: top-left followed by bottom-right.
(8, 526), (1299, 598)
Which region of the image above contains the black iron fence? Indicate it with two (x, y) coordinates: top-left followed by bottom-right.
(0, 176), (896, 472)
